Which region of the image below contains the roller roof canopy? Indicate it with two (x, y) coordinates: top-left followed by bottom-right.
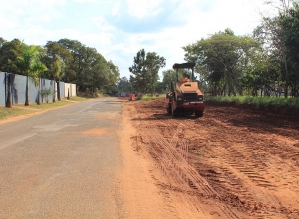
(172, 62), (195, 69)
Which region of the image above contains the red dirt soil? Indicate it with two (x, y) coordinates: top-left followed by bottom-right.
(119, 98), (299, 219)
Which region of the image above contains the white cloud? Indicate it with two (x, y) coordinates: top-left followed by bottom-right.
(111, 1), (121, 16)
(104, 0), (277, 78)
(127, 0), (163, 18)
(0, 0), (65, 30)
(0, 0), (282, 80)
(72, 0), (97, 3)
(92, 16), (116, 32)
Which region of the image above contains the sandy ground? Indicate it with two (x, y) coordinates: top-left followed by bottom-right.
(118, 98), (299, 219)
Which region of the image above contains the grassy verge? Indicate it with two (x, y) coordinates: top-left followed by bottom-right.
(204, 96), (299, 110)
(138, 94), (164, 101)
(0, 97), (89, 121)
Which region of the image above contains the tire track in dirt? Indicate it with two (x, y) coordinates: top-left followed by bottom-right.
(125, 99), (299, 218)
(119, 103), (183, 219)
(132, 103), (240, 218)
(191, 105), (299, 218)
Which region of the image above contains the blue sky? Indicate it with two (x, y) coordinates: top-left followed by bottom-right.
(0, 0), (276, 80)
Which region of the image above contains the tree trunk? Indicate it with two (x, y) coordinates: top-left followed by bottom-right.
(5, 73), (12, 108)
(37, 78), (41, 105)
(57, 80), (61, 101)
(67, 88), (70, 100)
(295, 80), (298, 98)
(53, 80), (56, 102)
(25, 75), (30, 106)
(284, 58), (288, 98)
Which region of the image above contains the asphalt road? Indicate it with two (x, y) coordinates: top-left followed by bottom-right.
(0, 98), (123, 219)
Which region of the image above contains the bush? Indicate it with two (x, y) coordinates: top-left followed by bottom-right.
(205, 96), (299, 109)
(40, 88), (52, 103)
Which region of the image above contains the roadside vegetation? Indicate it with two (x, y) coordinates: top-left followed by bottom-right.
(205, 95), (299, 111)
(1, 1), (299, 110)
(0, 97), (88, 121)
(0, 38), (120, 99)
(137, 94), (163, 101)
(122, 1), (299, 108)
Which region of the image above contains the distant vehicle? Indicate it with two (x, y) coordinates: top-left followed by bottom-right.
(164, 62), (204, 117)
(129, 93), (135, 101)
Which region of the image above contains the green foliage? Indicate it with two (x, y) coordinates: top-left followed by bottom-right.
(55, 39), (118, 93)
(162, 69), (192, 91)
(117, 77), (133, 95)
(183, 30), (260, 96)
(154, 81), (165, 94)
(129, 49), (166, 95)
(253, 1), (299, 98)
(0, 38), (22, 74)
(15, 43), (39, 76)
(40, 88), (52, 103)
(0, 37), (120, 96)
(240, 51), (281, 96)
(145, 52), (166, 95)
(279, 2), (299, 97)
(15, 43), (47, 105)
(206, 95), (299, 109)
(138, 94), (162, 101)
(129, 49), (150, 94)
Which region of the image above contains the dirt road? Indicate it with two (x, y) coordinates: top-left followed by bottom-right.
(119, 98), (299, 219)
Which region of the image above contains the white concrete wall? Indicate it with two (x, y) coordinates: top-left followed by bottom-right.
(65, 83), (77, 97)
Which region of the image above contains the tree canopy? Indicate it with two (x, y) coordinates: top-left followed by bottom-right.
(129, 49), (166, 95)
(0, 37), (120, 97)
(183, 29), (259, 96)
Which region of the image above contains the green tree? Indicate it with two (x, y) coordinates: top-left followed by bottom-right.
(117, 77), (133, 95)
(154, 81), (165, 94)
(279, 2), (299, 97)
(57, 39), (87, 90)
(51, 57), (66, 102)
(253, 0), (294, 97)
(0, 37), (6, 49)
(44, 41), (72, 101)
(240, 51), (281, 96)
(129, 49), (148, 93)
(32, 61), (48, 105)
(145, 52), (166, 95)
(162, 69), (184, 91)
(100, 61), (120, 96)
(0, 38), (22, 74)
(15, 43), (42, 106)
(183, 30), (259, 96)
(129, 49), (165, 94)
(56, 39), (119, 95)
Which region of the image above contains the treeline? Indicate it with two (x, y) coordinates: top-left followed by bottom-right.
(122, 49), (186, 96)
(125, 1), (299, 98)
(0, 37), (120, 97)
(183, 1), (299, 98)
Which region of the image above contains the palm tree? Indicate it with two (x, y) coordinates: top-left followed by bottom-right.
(56, 58), (66, 101)
(51, 57), (65, 102)
(15, 43), (41, 106)
(31, 61), (47, 105)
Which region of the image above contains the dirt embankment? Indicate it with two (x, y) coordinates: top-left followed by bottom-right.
(121, 98), (299, 219)
(205, 99), (299, 117)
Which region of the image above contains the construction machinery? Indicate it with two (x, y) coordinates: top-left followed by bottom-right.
(164, 62), (204, 117)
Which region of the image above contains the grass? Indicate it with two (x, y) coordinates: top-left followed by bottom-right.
(205, 95), (299, 109)
(0, 96), (89, 121)
(138, 94), (164, 101)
